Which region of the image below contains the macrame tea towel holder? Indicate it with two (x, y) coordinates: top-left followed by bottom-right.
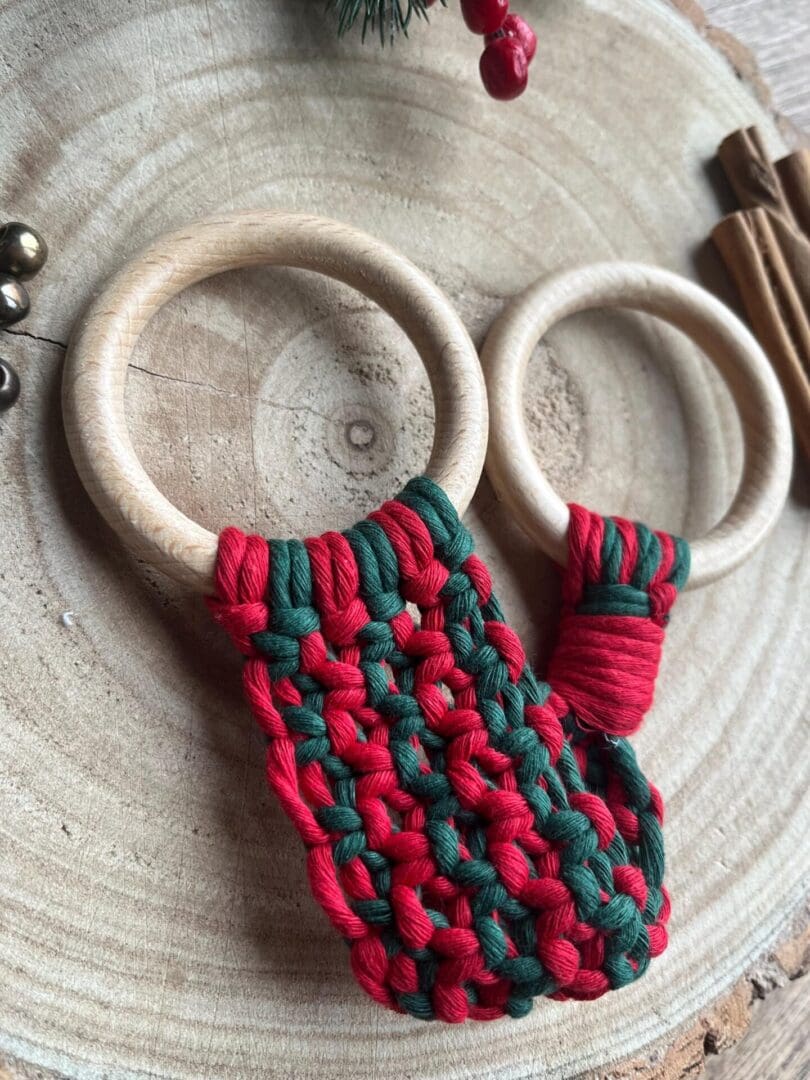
(482, 262), (793, 588)
(63, 219), (792, 1023)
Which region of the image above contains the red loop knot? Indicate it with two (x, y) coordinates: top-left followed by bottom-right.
(484, 621), (526, 682)
(205, 526), (269, 655)
(462, 554), (492, 605)
(401, 559), (450, 608)
(646, 581), (679, 626)
(319, 598), (370, 647)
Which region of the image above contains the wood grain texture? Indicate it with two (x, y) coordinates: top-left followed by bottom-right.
(0, 1), (808, 1078)
(704, 918), (810, 1078)
(707, 975), (810, 1079)
(618, 914), (810, 1079)
(702, 0), (810, 134)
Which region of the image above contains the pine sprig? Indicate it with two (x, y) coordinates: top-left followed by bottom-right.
(326, 0), (447, 45)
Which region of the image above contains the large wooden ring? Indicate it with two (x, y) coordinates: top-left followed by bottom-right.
(63, 211), (488, 593)
(482, 262), (793, 589)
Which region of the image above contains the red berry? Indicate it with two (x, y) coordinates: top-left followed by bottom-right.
(479, 37), (528, 100)
(460, 0), (509, 36)
(486, 13), (537, 63)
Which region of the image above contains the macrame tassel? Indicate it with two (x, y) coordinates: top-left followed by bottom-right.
(547, 505), (690, 737)
(207, 478), (688, 1022)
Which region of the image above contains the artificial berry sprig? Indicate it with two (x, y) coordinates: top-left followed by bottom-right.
(327, 0), (537, 100)
(462, 1), (538, 99)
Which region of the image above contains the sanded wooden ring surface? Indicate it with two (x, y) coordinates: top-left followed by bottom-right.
(482, 262), (793, 589)
(62, 211), (488, 593)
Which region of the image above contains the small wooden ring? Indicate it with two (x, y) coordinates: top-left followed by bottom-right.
(63, 211), (488, 593)
(482, 262), (793, 589)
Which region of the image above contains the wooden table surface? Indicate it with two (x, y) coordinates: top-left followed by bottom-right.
(705, 1), (810, 134)
(0, 2), (807, 1078)
(701, 8), (809, 1078)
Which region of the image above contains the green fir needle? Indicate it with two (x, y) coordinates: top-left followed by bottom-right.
(326, 0), (447, 45)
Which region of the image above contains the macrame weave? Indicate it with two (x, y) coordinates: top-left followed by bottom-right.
(208, 477), (689, 1022)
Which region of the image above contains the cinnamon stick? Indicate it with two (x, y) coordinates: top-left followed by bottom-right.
(775, 149), (810, 239)
(763, 208), (810, 322)
(718, 127), (797, 228)
(712, 207), (810, 458)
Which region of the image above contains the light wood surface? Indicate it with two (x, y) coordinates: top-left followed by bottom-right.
(0, 1), (808, 1078)
(481, 262), (793, 586)
(62, 211), (487, 591)
(702, 0), (810, 134)
(704, 925), (810, 1078)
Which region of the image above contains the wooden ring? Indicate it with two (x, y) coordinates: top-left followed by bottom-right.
(481, 262), (793, 589)
(62, 211), (488, 593)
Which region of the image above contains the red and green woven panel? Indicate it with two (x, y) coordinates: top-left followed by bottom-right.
(208, 476), (689, 1022)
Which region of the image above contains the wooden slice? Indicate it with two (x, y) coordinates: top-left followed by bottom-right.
(0, 1), (807, 1078)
